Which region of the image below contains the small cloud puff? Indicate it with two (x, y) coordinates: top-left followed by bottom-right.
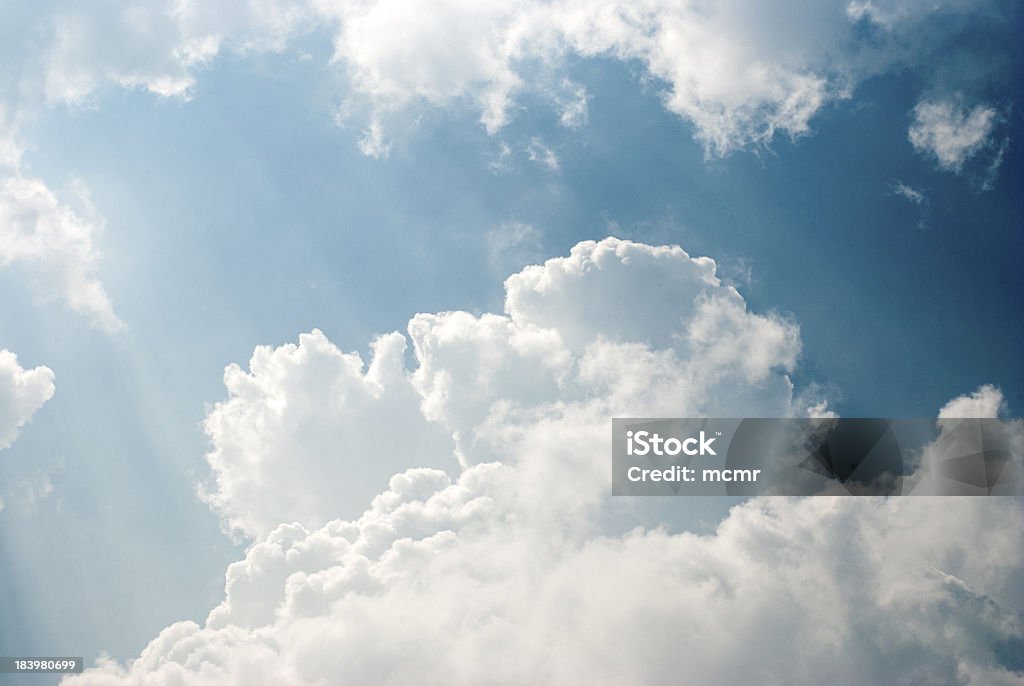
(908, 98), (1002, 175)
(0, 349), (55, 451)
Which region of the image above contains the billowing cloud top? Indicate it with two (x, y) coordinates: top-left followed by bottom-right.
(65, 238), (1024, 685)
(201, 238), (803, 539)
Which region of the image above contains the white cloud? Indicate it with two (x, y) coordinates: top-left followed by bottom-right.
(0, 4), (1003, 343)
(200, 238), (808, 539)
(890, 179), (930, 228)
(41, 0), (315, 105)
(322, 0), (851, 155)
(326, 0), (526, 135)
(525, 137), (559, 170)
(845, 0), (956, 28)
(903, 385), (1023, 496)
(1, 14), (124, 334)
(0, 105), (24, 169)
(0, 349), (55, 451)
(44, 9), (194, 104)
(64, 490), (1024, 684)
(200, 329), (457, 539)
(357, 118), (392, 159)
(0, 2), (321, 335)
(890, 180), (927, 205)
(320, 0), (1009, 160)
(0, 175), (124, 333)
(556, 79), (589, 129)
(2, 0), (1007, 159)
(908, 98), (1000, 172)
(64, 239), (1024, 684)
(938, 384), (1005, 419)
(486, 140), (514, 173)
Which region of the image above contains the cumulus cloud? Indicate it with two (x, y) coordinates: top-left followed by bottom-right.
(65, 492), (1024, 684)
(200, 329), (457, 539)
(0, 175), (124, 333)
(938, 384), (1006, 419)
(321, 0), (958, 155)
(903, 385), (1023, 496)
(64, 237), (1023, 685)
(908, 98), (1001, 172)
(326, 0), (527, 135)
(0, 349), (55, 451)
(201, 238), (805, 538)
(318, 0), (1012, 156)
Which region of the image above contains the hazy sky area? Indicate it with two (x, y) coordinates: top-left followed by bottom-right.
(0, 2), (1022, 684)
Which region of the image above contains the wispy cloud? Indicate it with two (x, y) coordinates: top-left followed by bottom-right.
(890, 180), (927, 206)
(486, 222), (544, 275)
(525, 137), (559, 170)
(0, 176), (124, 333)
(889, 179), (930, 229)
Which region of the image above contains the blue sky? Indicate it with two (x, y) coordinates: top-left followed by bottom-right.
(0, 2), (1022, 683)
